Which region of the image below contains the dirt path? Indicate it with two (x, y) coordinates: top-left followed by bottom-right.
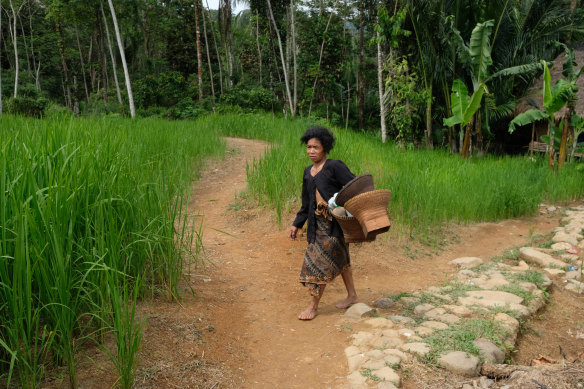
(124, 138), (575, 388)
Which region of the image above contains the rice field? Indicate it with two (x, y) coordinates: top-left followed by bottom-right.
(0, 115), (223, 387)
(2, 112), (583, 387)
(205, 114), (584, 242)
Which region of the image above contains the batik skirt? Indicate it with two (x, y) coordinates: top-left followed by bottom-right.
(299, 214), (351, 297)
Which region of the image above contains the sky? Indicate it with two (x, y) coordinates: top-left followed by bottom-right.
(204, 0), (249, 14)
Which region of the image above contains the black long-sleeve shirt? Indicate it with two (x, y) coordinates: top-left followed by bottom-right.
(292, 159), (355, 243)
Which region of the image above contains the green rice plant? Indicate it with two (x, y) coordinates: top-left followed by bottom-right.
(0, 114), (222, 385)
(102, 270), (143, 389)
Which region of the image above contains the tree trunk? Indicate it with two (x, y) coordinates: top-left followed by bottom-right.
(194, 0), (203, 101)
(266, 0), (295, 116)
(205, 0), (223, 95)
(425, 85), (433, 148)
(376, 21), (387, 143)
(291, 0), (297, 114)
(358, 4), (364, 130)
(55, 19), (72, 108)
(558, 107), (572, 169)
(308, 7), (334, 117)
(107, 0), (135, 117)
(75, 27), (90, 103)
(256, 10), (262, 85)
(548, 122), (555, 168)
(219, 0), (233, 87)
(97, 18), (108, 103)
(202, 2), (215, 101)
(460, 117), (474, 159)
(9, 0), (20, 98)
(101, 2), (122, 104)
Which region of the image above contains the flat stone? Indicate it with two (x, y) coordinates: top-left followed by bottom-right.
(414, 303), (435, 315)
(479, 376), (495, 388)
(362, 359), (386, 370)
(398, 328), (415, 339)
(347, 370), (368, 387)
(415, 326), (434, 336)
(443, 304), (473, 317)
(370, 335), (403, 349)
(388, 315), (416, 324)
(352, 331), (375, 347)
(493, 313), (519, 346)
(384, 355), (401, 366)
(518, 282), (537, 292)
(364, 317), (394, 329)
(373, 298), (396, 309)
(400, 342), (430, 357)
(553, 232), (580, 246)
(566, 279), (584, 293)
(345, 346), (361, 358)
(519, 247), (569, 268)
(551, 242), (573, 250)
(419, 321), (450, 330)
(460, 290), (524, 305)
(438, 351), (481, 377)
(381, 329), (399, 338)
(383, 348), (409, 362)
(473, 273), (510, 289)
(527, 289), (546, 314)
(451, 257), (484, 268)
(561, 254), (580, 262)
(371, 366), (400, 386)
(424, 308), (461, 324)
(346, 303), (376, 318)
(544, 268), (566, 276)
(347, 353), (366, 372)
(364, 350), (383, 360)
(459, 291), (530, 318)
(459, 269), (477, 278)
(473, 338), (505, 363)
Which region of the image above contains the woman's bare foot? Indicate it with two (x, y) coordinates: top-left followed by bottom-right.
(298, 305), (318, 320)
(335, 295), (358, 309)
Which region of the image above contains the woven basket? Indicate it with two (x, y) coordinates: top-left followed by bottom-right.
(344, 189), (391, 236)
(335, 174), (374, 207)
(331, 207), (376, 243)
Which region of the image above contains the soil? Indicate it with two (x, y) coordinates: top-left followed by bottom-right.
(48, 137), (584, 388)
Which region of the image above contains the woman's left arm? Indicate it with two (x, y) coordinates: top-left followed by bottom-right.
(334, 160), (356, 187)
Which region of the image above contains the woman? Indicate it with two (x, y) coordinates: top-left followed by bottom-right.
(289, 126), (359, 320)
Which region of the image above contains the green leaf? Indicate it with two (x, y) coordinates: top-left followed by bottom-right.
(489, 62), (542, 81)
(542, 60), (553, 110)
(444, 79), (470, 127)
(463, 84), (488, 124)
(469, 20), (494, 86)
(508, 109), (549, 133)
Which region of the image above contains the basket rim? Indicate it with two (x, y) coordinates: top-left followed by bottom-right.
(336, 174), (374, 206)
(344, 189), (391, 210)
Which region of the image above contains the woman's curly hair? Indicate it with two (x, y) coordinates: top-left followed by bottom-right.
(300, 126), (335, 153)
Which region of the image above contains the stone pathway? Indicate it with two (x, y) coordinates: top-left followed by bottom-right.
(341, 205), (584, 389)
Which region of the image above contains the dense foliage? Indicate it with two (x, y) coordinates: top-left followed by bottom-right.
(1, 0), (583, 152)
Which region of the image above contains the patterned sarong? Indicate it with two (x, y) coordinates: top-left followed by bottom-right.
(299, 214), (351, 297)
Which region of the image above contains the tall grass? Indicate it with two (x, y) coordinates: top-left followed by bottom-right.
(0, 115), (222, 386)
(204, 113), (584, 240)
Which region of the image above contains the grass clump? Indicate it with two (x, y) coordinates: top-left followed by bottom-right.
(423, 318), (509, 364)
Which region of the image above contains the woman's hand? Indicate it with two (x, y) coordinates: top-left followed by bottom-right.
(289, 226), (298, 240)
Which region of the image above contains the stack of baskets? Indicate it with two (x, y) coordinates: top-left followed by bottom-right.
(331, 174), (391, 243)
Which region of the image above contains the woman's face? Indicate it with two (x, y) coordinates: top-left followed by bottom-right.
(307, 138), (326, 164)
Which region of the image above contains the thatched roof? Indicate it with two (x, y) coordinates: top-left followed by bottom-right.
(516, 45), (584, 119)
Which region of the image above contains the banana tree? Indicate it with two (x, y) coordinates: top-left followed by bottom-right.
(508, 58), (581, 168)
(449, 19), (542, 151)
(443, 79), (488, 159)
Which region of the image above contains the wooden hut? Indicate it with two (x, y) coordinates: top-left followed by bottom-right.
(515, 45), (584, 154)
